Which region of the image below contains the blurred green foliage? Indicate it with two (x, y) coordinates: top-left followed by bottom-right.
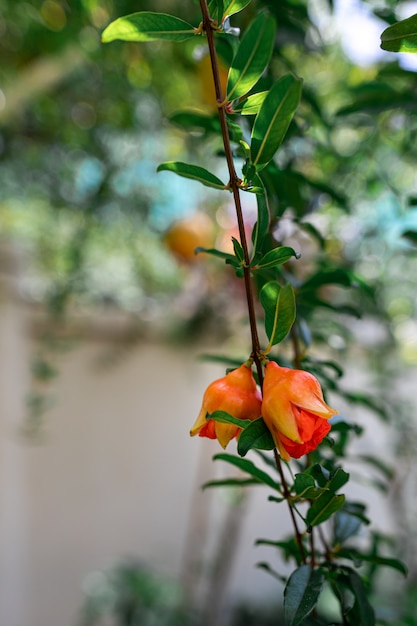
(3, 1), (417, 619)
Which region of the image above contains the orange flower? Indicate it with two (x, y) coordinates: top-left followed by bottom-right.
(190, 364), (262, 449)
(262, 361), (337, 461)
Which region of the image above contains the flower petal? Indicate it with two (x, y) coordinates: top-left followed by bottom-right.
(286, 371), (337, 419)
(190, 407), (208, 437)
(215, 422), (239, 449)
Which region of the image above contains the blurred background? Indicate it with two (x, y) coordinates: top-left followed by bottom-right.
(2, 0), (417, 624)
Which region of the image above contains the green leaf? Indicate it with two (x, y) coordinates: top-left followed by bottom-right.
(341, 501), (370, 526)
(256, 246), (298, 270)
(328, 468), (350, 493)
(306, 491), (345, 527)
(232, 237), (245, 263)
(293, 473), (315, 495)
(213, 453), (281, 491)
(157, 162), (226, 190)
(256, 537), (305, 564)
(260, 282), (296, 346)
(356, 454), (394, 480)
(341, 391), (390, 422)
(337, 549), (408, 576)
(402, 229), (417, 245)
(257, 562), (287, 583)
(292, 474), (326, 500)
(333, 509), (363, 544)
(202, 477), (260, 489)
(335, 567), (375, 625)
(227, 118), (243, 142)
(209, 410), (250, 430)
(102, 12), (196, 43)
(222, 0), (253, 22)
(169, 110), (221, 135)
(268, 495), (285, 503)
(284, 565), (324, 626)
(194, 246), (238, 265)
(299, 268), (353, 292)
(231, 91), (268, 115)
(307, 464), (330, 487)
(381, 14), (417, 53)
(251, 74), (302, 171)
(226, 12), (276, 101)
(208, 0), (224, 25)
(237, 418), (275, 456)
(251, 189), (270, 259)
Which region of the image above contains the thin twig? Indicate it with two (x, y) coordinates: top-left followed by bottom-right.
(274, 449), (307, 564)
(199, 0), (307, 567)
(199, 0), (263, 386)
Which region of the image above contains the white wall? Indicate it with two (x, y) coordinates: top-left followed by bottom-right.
(0, 243), (399, 626)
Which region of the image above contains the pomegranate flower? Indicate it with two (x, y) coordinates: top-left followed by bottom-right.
(262, 361), (337, 461)
(190, 364), (262, 449)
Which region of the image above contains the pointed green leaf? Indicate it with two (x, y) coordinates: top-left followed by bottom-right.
(231, 91), (268, 115)
(284, 565), (324, 626)
(232, 237), (245, 263)
(169, 110), (221, 134)
(251, 189), (270, 259)
(402, 229), (417, 245)
(335, 567), (375, 625)
(213, 453), (281, 491)
(299, 268), (354, 292)
(256, 246), (298, 270)
(237, 418), (275, 456)
(293, 473), (315, 495)
(356, 454), (394, 480)
(257, 537), (304, 563)
(328, 468), (350, 493)
(226, 13), (276, 101)
(257, 562), (287, 583)
(333, 509), (363, 544)
(209, 410), (249, 429)
(102, 12), (196, 43)
(157, 162), (226, 190)
(260, 282), (296, 346)
(381, 14), (417, 53)
(202, 477), (260, 489)
(194, 246), (238, 266)
(227, 119), (243, 142)
(337, 549), (408, 576)
(222, 0), (253, 22)
(208, 0), (224, 25)
(292, 474), (327, 501)
(306, 491), (345, 527)
(251, 74), (302, 171)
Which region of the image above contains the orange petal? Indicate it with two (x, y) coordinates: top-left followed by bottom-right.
(190, 406), (208, 437)
(262, 362), (302, 442)
(215, 422), (238, 449)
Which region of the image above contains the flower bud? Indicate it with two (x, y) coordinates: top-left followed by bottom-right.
(262, 361), (337, 461)
(190, 364), (262, 449)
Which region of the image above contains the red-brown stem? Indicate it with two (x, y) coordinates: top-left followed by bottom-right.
(290, 326), (302, 369)
(318, 525), (333, 563)
(199, 0), (307, 566)
(199, 0), (263, 386)
(274, 449), (307, 564)
(310, 527), (316, 568)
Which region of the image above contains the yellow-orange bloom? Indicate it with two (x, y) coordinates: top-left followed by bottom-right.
(190, 364), (262, 449)
(262, 361), (338, 462)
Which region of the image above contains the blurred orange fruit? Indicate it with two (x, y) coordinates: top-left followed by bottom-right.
(198, 53), (228, 108)
(164, 212), (215, 263)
